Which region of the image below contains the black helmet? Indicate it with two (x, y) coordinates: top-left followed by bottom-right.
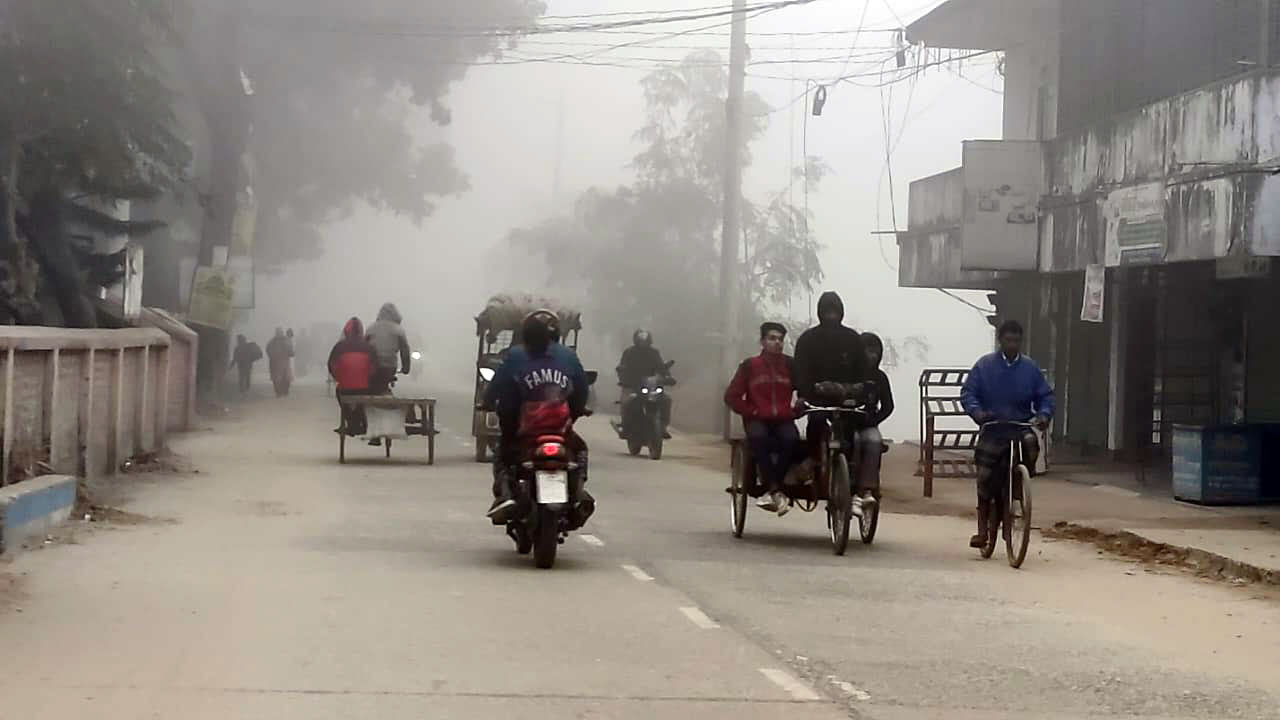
(633, 329), (652, 347)
(523, 309), (559, 353)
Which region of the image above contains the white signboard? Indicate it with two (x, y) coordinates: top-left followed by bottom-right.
(1080, 264), (1105, 323)
(122, 245), (143, 321)
(960, 140), (1042, 271)
(1103, 182), (1166, 267)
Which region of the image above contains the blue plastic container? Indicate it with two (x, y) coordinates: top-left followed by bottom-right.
(1171, 424), (1264, 505)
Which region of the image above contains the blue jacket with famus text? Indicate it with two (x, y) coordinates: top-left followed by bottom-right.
(484, 343), (589, 423)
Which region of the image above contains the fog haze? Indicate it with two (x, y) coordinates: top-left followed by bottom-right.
(249, 0), (1003, 440)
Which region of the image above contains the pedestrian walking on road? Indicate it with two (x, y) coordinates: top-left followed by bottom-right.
(266, 328), (295, 397)
(230, 335), (263, 395)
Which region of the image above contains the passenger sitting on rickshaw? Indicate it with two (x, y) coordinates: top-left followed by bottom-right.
(328, 317), (376, 436)
(483, 310), (592, 522)
(724, 322), (798, 517)
(857, 331), (895, 490)
(793, 291), (880, 508)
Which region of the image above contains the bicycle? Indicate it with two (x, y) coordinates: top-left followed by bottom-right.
(978, 421), (1035, 569)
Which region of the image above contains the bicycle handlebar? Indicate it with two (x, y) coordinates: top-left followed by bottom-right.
(801, 401), (868, 415)
(980, 420), (1037, 430)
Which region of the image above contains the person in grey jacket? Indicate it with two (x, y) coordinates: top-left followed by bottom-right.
(366, 302), (411, 394)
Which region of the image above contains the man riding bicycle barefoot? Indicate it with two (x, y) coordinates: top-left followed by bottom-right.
(960, 320), (1055, 549)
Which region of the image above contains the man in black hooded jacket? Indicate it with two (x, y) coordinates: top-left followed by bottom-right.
(793, 291), (880, 509)
(794, 292), (868, 402)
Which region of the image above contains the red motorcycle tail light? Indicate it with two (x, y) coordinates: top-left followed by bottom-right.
(537, 443), (566, 458)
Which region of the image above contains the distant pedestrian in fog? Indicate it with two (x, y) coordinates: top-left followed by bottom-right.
(230, 335), (263, 395)
(266, 328), (295, 397)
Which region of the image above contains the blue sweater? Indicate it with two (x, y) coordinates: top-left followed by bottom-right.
(960, 352), (1055, 423)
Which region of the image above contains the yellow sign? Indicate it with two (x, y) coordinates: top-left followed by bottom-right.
(188, 266), (234, 330)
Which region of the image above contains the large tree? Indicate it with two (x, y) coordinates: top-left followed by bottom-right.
(0, 0), (189, 325)
(187, 0), (545, 272)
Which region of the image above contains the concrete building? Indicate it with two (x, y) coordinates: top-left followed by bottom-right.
(898, 0), (1280, 461)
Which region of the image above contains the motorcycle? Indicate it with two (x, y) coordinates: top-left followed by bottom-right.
(612, 360), (675, 460)
(501, 373), (598, 570)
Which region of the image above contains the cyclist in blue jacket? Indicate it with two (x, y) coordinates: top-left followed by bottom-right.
(960, 320), (1055, 549)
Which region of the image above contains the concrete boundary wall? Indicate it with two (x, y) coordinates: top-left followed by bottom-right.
(0, 326), (189, 483)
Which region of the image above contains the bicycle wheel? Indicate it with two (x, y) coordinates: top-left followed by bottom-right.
(828, 454), (852, 556)
(730, 443), (748, 538)
(859, 491), (880, 545)
(1006, 464), (1033, 569)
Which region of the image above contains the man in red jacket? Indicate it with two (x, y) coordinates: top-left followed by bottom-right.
(724, 322), (799, 515)
(328, 317), (376, 435)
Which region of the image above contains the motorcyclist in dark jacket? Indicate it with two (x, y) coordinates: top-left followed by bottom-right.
(483, 310), (591, 522)
(793, 291), (881, 510)
(617, 330), (673, 436)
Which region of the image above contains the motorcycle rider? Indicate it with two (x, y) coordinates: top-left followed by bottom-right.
(960, 320), (1055, 549)
(366, 302), (412, 394)
(483, 310), (592, 523)
(724, 322), (799, 516)
(617, 330), (673, 438)
(793, 291), (879, 509)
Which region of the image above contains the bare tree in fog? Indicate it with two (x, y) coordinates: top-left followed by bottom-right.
(510, 50), (824, 373)
(188, 0), (546, 272)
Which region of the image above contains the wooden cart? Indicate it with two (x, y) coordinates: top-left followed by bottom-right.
(337, 396), (437, 465)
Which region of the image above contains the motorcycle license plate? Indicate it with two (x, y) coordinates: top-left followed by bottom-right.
(536, 471), (569, 504)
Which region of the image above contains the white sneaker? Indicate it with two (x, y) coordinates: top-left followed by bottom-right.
(757, 495), (779, 512)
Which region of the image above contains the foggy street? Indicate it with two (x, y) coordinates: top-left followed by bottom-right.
(1, 388), (1277, 720)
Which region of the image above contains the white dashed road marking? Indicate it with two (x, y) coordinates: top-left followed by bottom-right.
(580, 534), (605, 547)
(621, 564), (654, 582)
(678, 606), (720, 630)
(759, 668), (821, 701)
(829, 677), (872, 701)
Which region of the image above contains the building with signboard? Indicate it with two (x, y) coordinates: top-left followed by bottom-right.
(898, 0), (1280, 463)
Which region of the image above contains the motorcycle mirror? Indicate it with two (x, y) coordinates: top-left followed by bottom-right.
(585, 370), (599, 386)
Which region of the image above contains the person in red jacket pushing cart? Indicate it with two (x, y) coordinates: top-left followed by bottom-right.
(724, 322), (799, 516)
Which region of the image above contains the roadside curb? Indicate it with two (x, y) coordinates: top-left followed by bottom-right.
(1045, 521), (1280, 587)
(0, 475), (77, 555)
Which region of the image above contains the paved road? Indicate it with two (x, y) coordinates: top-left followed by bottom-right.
(1, 390), (1278, 719)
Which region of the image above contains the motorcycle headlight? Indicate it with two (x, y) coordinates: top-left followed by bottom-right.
(411, 351), (422, 361)
(640, 388), (649, 394)
(654, 387), (664, 394)
(478, 367), (496, 382)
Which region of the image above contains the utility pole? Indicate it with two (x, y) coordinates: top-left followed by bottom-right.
(552, 92), (565, 201)
(718, 0), (748, 436)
